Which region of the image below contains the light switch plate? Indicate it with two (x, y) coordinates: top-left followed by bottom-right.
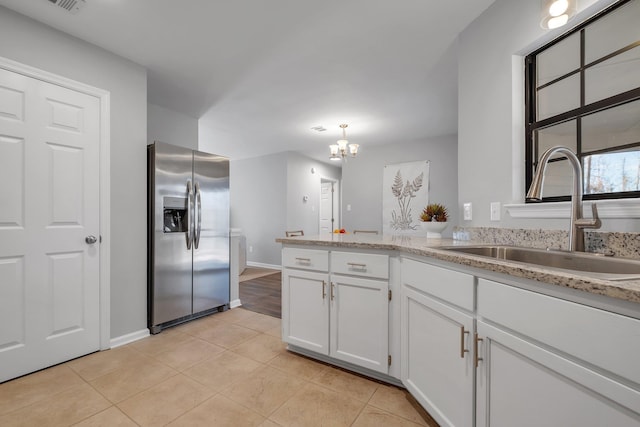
(490, 202), (501, 221)
(463, 203), (472, 220)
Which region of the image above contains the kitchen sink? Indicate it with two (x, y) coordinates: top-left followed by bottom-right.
(439, 245), (640, 281)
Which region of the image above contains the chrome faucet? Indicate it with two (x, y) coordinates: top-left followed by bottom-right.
(526, 146), (601, 252)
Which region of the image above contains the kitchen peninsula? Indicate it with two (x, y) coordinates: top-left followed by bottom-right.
(277, 233), (640, 427)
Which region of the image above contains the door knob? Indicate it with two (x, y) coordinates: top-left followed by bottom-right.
(85, 235), (98, 244)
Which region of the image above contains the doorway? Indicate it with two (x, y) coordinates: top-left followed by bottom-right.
(319, 178), (340, 233)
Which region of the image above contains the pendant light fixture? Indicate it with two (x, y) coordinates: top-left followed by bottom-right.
(540, 0), (577, 29)
(329, 124), (359, 161)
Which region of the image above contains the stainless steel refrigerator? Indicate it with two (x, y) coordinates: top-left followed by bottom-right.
(147, 141), (230, 334)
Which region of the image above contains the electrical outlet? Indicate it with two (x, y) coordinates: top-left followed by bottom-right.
(463, 203), (472, 221)
(249, 245), (253, 253)
(347, 204), (352, 212)
(490, 202), (501, 221)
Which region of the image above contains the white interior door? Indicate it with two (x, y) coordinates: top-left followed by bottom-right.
(0, 67), (101, 382)
(318, 179), (340, 234)
(319, 180), (335, 233)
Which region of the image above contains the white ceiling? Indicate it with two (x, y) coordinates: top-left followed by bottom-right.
(0, 0), (495, 162)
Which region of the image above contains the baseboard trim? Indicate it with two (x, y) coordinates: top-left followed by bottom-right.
(110, 328), (150, 348)
(230, 299), (242, 309)
(247, 261), (281, 270)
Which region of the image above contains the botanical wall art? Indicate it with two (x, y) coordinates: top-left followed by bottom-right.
(382, 160), (430, 234)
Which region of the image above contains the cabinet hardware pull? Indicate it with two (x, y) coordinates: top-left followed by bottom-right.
(460, 326), (470, 358)
(347, 262), (367, 268)
(295, 257), (311, 263)
(322, 281), (326, 299)
(474, 333), (484, 368)
(330, 282), (335, 300)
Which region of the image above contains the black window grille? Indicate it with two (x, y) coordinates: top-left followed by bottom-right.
(525, 0), (640, 202)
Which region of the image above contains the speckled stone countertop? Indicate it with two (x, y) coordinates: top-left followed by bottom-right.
(276, 234), (640, 305)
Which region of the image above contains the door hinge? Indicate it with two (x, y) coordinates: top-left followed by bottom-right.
(388, 290), (392, 301)
(388, 355), (392, 366)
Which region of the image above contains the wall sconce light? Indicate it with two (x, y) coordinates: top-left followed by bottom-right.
(541, 0), (577, 29)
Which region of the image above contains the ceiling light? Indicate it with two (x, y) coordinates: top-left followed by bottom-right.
(548, 0), (568, 16)
(540, 0), (576, 29)
(547, 14), (569, 29)
(329, 124), (358, 161)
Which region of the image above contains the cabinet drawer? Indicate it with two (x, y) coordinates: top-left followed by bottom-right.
(283, 248), (329, 272)
(402, 258), (475, 311)
(330, 251), (389, 279)
(478, 279), (640, 388)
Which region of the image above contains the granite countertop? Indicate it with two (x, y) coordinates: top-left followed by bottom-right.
(276, 234), (640, 304)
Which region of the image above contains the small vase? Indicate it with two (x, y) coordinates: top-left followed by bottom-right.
(419, 221), (448, 239)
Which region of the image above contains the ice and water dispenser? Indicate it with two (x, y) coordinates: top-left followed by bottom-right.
(163, 197), (188, 233)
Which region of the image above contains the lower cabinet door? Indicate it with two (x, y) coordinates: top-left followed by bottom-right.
(329, 275), (389, 373)
(282, 269), (329, 354)
(401, 285), (474, 427)
(476, 321), (640, 427)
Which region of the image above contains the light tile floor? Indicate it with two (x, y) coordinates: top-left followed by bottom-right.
(0, 308), (438, 426)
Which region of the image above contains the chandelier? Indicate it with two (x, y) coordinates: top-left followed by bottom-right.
(329, 124), (359, 161)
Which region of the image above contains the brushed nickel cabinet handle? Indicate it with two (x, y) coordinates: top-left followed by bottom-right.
(460, 326), (470, 358)
(330, 282), (335, 301)
(295, 257), (311, 263)
(474, 333), (484, 368)
(347, 262), (367, 268)
(322, 280), (327, 299)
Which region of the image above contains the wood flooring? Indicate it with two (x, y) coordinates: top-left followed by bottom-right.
(239, 272), (282, 318)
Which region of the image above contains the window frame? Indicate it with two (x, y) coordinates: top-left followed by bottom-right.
(525, 0), (640, 203)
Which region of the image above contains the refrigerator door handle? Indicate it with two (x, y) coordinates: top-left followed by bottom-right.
(194, 181), (202, 249)
(186, 180), (193, 249)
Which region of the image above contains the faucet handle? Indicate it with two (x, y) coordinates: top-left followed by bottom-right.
(575, 203), (602, 229)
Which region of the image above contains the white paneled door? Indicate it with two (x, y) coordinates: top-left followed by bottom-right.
(319, 181), (333, 233)
(0, 67), (101, 382)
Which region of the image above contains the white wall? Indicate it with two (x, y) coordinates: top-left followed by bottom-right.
(230, 151), (341, 266)
(148, 103), (198, 150)
(286, 152), (341, 236)
(457, 0), (623, 229)
(341, 137), (459, 235)
(230, 153), (287, 266)
(0, 7), (148, 339)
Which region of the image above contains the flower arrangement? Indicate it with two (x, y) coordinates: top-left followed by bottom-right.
(420, 203), (448, 222)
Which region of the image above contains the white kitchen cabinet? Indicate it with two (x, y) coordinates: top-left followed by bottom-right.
(401, 259), (475, 427)
(282, 247), (390, 374)
(282, 268), (329, 354)
(283, 243), (640, 427)
(329, 274), (389, 373)
(476, 279), (640, 427)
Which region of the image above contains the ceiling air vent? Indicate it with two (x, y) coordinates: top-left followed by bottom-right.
(47, 0), (86, 14)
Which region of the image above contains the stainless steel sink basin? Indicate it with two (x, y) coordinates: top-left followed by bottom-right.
(439, 245), (640, 281)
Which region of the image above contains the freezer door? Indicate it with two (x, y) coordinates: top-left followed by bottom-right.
(192, 151), (230, 313)
(149, 142), (194, 326)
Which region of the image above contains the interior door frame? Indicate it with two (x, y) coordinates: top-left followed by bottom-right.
(0, 56), (111, 350)
(319, 177), (340, 232)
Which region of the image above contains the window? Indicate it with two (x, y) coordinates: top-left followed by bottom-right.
(525, 0), (640, 202)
